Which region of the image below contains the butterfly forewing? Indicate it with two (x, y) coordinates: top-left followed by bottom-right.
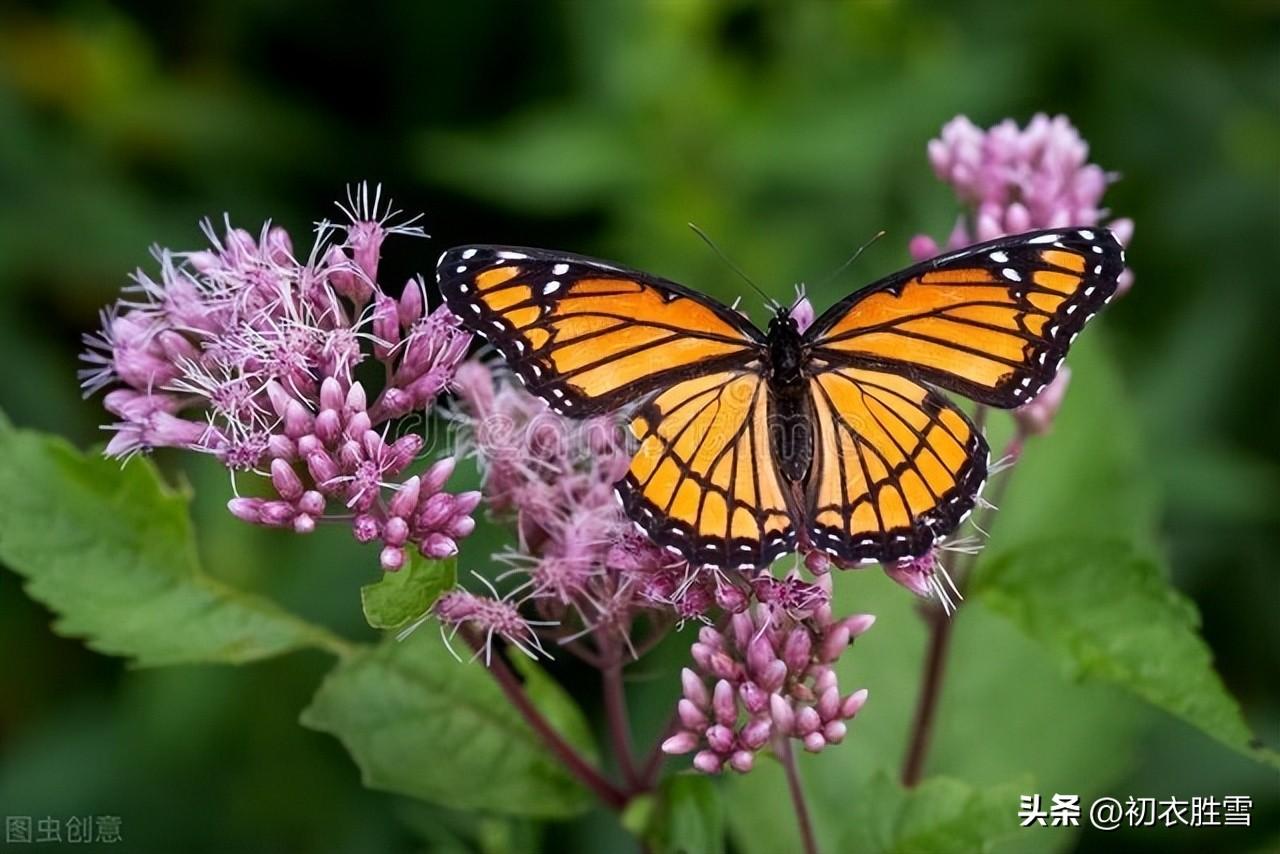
(806, 228), (1123, 408)
(437, 246), (764, 417)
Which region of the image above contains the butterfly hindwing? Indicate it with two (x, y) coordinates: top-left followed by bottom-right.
(806, 365), (987, 562)
(437, 246), (764, 416)
(806, 228), (1123, 408)
(622, 370), (796, 568)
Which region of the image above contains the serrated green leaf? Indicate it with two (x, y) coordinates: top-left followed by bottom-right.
(973, 539), (1280, 770)
(300, 628), (592, 818)
(507, 649), (600, 763)
(842, 772), (1028, 854)
(361, 555), (456, 630)
(644, 774), (724, 854)
(0, 420), (348, 666)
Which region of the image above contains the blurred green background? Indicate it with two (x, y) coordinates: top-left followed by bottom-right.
(1, 1), (1277, 852)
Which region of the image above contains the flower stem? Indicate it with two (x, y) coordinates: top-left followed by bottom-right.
(602, 641), (641, 790)
(780, 739), (821, 854)
(463, 627), (629, 810)
(900, 424), (1025, 787)
(638, 707), (679, 789)
(900, 605), (954, 787)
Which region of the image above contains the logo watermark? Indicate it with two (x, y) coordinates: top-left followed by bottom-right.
(1017, 794), (1252, 830)
(4, 815), (123, 845)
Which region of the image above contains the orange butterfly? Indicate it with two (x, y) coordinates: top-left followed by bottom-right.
(438, 228), (1122, 569)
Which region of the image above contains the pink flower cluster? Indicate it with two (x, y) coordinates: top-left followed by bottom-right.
(662, 575), (872, 773)
(80, 184), (477, 569)
(911, 113), (1134, 295)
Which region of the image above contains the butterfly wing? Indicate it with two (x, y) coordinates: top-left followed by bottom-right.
(805, 365), (987, 562)
(805, 228), (1124, 407)
(624, 370), (796, 568)
(438, 246), (765, 416)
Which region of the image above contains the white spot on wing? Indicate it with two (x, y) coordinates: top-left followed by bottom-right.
(552, 263), (569, 275)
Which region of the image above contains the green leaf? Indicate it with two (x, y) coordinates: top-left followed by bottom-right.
(973, 538), (1280, 770)
(643, 774), (725, 854)
(360, 555), (456, 630)
(842, 772), (1028, 854)
(0, 421), (348, 666)
(300, 628), (592, 818)
(507, 649), (600, 763)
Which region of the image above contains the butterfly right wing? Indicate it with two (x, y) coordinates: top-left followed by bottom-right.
(623, 369), (797, 569)
(438, 245), (764, 417)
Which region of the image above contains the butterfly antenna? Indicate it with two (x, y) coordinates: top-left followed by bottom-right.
(688, 223), (779, 310)
(815, 230), (887, 291)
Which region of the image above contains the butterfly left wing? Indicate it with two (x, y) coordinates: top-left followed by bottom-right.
(624, 369), (796, 568)
(805, 228), (1124, 407)
(805, 365), (987, 563)
(438, 246), (764, 416)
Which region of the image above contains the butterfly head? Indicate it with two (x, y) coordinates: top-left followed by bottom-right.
(766, 306), (805, 383)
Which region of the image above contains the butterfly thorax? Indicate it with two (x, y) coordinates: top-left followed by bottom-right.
(765, 310), (814, 484)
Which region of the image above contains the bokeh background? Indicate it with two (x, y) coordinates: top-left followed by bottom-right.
(1, 2), (1277, 852)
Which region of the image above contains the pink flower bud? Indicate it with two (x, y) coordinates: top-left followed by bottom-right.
(398, 278), (425, 327)
(817, 686), (840, 721)
(422, 456), (457, 493)
(823, 721), (847, 744)
(739, 681), (769, 715)
(422, 533), (457, 558)
(661, 732), (699, 755)
(692, 751), (723, 775)
(259, 501), (296, 527)
(345, 381), (368, 413)
(712, 680), (737, 726)
(386, 434), (424, 472)
(383, 516), (409, 547)
(298, 491), (325, 516)
(380, 545), (406, 571)
(678, 698), (709, 730)
(729, 751), (755, 773)
(783, 628), (813, 673)
(794, 706), (821, 737)
(314, 409), (342, 446)
(740, 717), (772, 750)
(803, 732), (826, 753)
(373, 294), (399, 359)
(705, 724), (734, 754)
(389, 476), (421, 518)
(447, 516), (475, 539)
(306, 452), (340, 491)
(352, 514), (380, 543)
(270, 459), (304, 501)
(840, 688), (869, 719)
(284, 400), (314, 440)
(681, 668), (709, 708)
(227, 497), (263, 523)
(758, 660), (788, 693)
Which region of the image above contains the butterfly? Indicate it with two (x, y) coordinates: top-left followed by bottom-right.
(437, 228), (1123, 570)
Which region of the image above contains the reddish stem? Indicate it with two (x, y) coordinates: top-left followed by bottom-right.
(463, 628), (628, 810)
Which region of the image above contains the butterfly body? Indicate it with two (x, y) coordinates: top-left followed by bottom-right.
(438, 228), (1123, 570)
(763, 311), (814, 483)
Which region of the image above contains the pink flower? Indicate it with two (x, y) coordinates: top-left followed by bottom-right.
(911, 114), (1136, 429)
(662, 575), (874, 773)
(912, 115), (1134, 292)
(81, 184), (475, 570)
